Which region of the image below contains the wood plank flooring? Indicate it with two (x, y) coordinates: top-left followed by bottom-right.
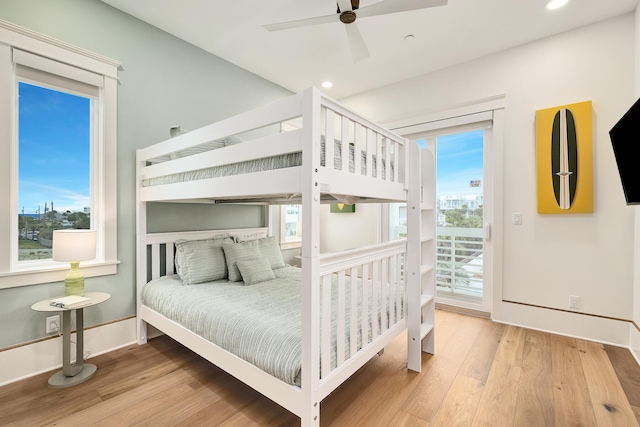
(1, 309), (639, 426)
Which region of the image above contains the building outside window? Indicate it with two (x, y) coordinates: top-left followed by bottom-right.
(280, 204), (302, 249)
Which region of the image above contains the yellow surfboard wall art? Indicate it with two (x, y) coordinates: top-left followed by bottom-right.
(535, 101), (593, 214)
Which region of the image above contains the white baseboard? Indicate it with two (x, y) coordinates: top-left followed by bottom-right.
(436, 302), (491, 319)
(494, 301), (631, 347)
(0, 317), (136, 387)
(631, 324), (640, 366)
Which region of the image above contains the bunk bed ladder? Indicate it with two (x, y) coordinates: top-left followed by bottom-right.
(407, 143), (436, 372)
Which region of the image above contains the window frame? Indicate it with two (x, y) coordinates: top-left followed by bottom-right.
(0, 20), (120, 289)
(280, 204), (302, 250)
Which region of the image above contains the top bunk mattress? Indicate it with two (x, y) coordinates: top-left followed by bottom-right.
(142, 138), (393, 188)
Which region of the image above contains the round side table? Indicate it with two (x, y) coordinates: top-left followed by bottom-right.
(31, 292), (110, 388)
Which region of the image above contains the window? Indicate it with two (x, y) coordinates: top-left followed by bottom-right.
(388, 203), (407, 240)
(280, 204), (302, 249)
(17, 77), (92, 261)
(0, 21), (120, 288)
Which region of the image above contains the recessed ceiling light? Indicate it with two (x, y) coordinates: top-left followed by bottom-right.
(404, 34), (415, 41)
(321, 81), (333, 89)
(546, 0), (569, 10)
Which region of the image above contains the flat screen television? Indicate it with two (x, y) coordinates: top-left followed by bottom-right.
(609, 97), (640, 205)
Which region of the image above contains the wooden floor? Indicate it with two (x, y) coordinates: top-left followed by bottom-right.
(1, 309), (640, 426)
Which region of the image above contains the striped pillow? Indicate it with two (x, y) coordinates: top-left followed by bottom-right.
(222, 240), (261, 282)
(233, 230), (268, 243)
(257, 236), (286, 270)
(169, 136), (243, 160)
(236, 258), (276, 285)
(175, 236), (233, 284)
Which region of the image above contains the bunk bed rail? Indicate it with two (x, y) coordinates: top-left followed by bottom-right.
(137, 87), (408, 204)
(315, 240), (407, 399)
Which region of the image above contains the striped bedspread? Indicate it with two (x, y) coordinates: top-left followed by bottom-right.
(142, 266), (402, 386)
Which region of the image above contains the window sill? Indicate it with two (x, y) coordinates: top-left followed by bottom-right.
(0, 261), (120, 289)
(280, 240), (302, 250)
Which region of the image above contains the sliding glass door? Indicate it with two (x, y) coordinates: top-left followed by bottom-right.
(431, 130), (485, 306)
(389, 115), (495, 314)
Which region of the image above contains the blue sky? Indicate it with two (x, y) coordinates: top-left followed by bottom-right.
(418, 130), (484, 198)
(18, 82), (90, 215)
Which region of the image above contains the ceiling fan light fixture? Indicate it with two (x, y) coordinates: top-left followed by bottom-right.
(340, 10), (357, 24)
(545, 0), (569, 10)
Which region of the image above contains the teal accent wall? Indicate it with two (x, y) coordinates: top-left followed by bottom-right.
(0, 0), (292, 348)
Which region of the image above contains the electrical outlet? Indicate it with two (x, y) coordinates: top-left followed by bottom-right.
(46, 315), (60, 334)
(569, 295), (580, 309)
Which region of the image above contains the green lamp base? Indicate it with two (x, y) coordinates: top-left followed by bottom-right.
(64, 261), (85, 296)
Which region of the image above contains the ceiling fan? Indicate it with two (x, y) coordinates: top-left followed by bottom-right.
(263, 0), (448, 62)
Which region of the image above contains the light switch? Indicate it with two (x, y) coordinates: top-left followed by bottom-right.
(513, 213), (522, 225)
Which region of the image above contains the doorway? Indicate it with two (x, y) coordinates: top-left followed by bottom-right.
(427, 128), (491, 312)
(393, 113), (497, 314)
(428, 130), (486, 307)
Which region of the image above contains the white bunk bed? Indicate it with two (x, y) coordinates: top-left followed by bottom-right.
(136, 87), (435, 426)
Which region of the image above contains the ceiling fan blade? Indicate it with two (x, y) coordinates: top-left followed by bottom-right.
(263, 13), (338, 31)
(357, 0), (447, 19)
(345, 23), (370, 62)
(336, 0), (353, 13)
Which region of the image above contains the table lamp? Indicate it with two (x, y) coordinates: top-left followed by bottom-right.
(52, 230), (97, 296)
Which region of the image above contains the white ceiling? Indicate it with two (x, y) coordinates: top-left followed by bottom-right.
(100, 0), (637, 99)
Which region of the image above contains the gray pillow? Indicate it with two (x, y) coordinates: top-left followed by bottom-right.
(222, 240), (261, 282)
(233, 230), (268, 242)
(174, 236), (233, 284)
(223, 135), (244, 146)
(169, 140), (224, 160)
(170, 136), (242, 160)
(257, 236), (286, 270)
(236, 258), (276, 285)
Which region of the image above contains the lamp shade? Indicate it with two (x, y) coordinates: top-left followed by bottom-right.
(52, 230), (97, 262)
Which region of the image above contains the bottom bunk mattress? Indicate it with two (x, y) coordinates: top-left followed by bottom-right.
(142, 266), (402, 386)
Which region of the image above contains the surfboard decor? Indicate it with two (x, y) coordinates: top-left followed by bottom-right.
(535, 101), (593, 214)
(551, 108), (578, 209)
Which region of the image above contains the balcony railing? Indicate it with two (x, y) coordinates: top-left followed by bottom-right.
(436, 227), (483, 299)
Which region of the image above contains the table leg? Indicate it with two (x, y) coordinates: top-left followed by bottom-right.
(75, 308), (85, 371)
(48, 308), (97, 388)
(61, 310), (74, 376)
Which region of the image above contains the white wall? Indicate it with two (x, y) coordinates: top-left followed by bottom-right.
(320, 204), (378, 253)
(631, 6), (640, 361)
(342, 14), (637, 343)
